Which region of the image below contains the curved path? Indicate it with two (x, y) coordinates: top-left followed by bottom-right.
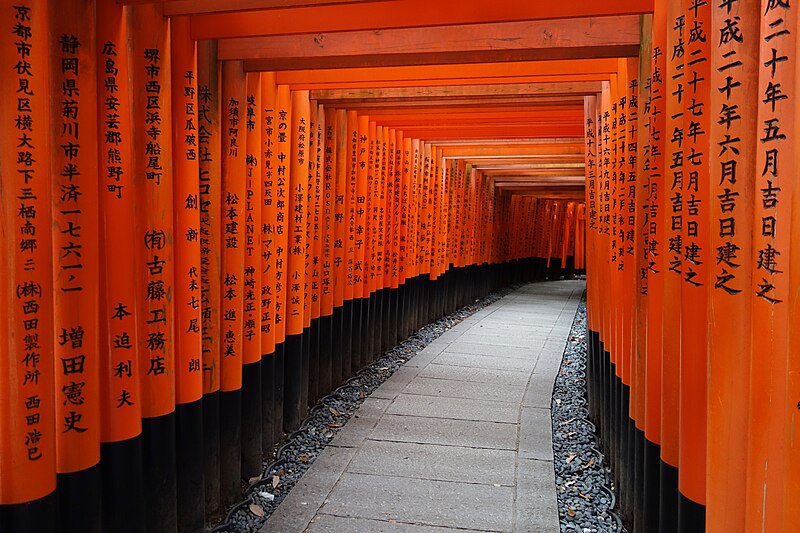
(261, 280), (585, 533)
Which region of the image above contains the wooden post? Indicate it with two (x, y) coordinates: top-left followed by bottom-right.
(170, 15), (204, 530)
(745, 1), (796, 530)
(129, 5), (178, 528)
(706, 0), (758, 529)
(0, 2), (57, 529)
(241, 70), (263, 480)
(219, 59), (246, 508)
(283, 88), (308, 431)
(197, 39), (223, 517)
(95, 1), (146, 529)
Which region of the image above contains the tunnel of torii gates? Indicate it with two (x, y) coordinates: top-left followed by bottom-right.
(0, 0), (799, 532)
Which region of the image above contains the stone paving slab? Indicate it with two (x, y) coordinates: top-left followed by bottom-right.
(319, 472), (515, 532)
(433, 352), (538, 373)
(443, 341), (540, 359)
(346, 439), (517, 486)
(403, 375), (527, 403)
(261, 280), (584, 533)
(418, 363), (531, 386)
(385, 392), (520, 423)
(306, 515), (495, 533)
(368, 414), (518, 450)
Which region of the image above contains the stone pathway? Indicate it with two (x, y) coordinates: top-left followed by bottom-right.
(260, 280), (585, 533)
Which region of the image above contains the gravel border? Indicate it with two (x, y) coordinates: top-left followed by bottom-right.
(551, 294), (626, 532)
(208, 285), (521, 532)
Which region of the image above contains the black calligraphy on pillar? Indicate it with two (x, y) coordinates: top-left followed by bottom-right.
(275, 108), (288, 326)
(102, 41), (126, 200)
(223, 95), (241, 357)
(198, 82), (215, 368)
(667, 14), (686, 276)
(753, 0), (791, 304)
(13, 3), (46, 459)
(261, 105), (275, 334)
(244, 94), (258, 344)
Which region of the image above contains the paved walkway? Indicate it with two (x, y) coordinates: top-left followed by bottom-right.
(261, 280), (585, 533)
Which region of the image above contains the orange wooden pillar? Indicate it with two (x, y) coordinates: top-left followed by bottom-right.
(218, 59), (246, 508)
(677, 0), (710, 525)
(659, 1), (684, 527)
(419, 143), (431, 308)
(170, 15), (205, 530)
(745, 2), (796, 531)
(390, 131), (403, 344)
(337, 110), (353, 377)
(365, 122), (379, 359)
(399, 136), (413, 334)
(336, 110), (353, 377)
(283, 88), (308, 431)
(95, 1), (147, 529)
(380, 128), (397, 355)
(0, 2), (57, 529)
(642, 3), (666, 529)
(705, 0), (758, 530)
(197, 38), (223, 516)
(260, 71), (282, 449)
(375, 122), (387, 357)
(129, 5), (178, 529)
(274, 85), (292, 428)
(332, 108), (348, 385)
(309, 103), (325, 400)
(428, 146), (443, 315)
(300, 98), (314, 415)
(410, 139), (423, 324)
(618, 58), (644, 522)
(320, 107), (337, 393)
(785, 23), (800, 527)
(46, 2), (102, 530)
(354, 115), (370, 368)
(241, 71), (263, 480)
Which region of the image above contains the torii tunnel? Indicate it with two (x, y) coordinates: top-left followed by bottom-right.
(0, 0), (798, 532)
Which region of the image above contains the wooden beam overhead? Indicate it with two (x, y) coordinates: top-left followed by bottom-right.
(348, 104), (584, 116)
(432, 137), (584, 146)
(480, 169), (585, 176)
(163, 0), (388, 16)
(472, 163), (585, 171)
(189, 0), (653, 39)
(365, 108), (583, 122)
(292, 73), (610, 90)
(221, 16), (641, 69)
(489, 175), (586, 182)
(390, 124), (584, 139)
(310, 82), (602, 103)
(274, 59), (619, 85)
(439, 144), (584, 157)
(315, 96), (589, 108)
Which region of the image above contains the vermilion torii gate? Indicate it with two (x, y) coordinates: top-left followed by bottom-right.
(0, 1), (797, 533)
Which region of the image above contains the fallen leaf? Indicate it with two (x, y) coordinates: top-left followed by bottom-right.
(298, 454), (308, 463)
(249, 504), (265, 517)
(248, 475), (262, 486)
(329, 407), (341, 417)
(272, 475), (280, 489)
(567, 509), (576, 517)
(565, 453), (577, 464)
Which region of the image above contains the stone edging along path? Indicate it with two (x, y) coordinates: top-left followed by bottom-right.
(551, 296), (625, 533)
